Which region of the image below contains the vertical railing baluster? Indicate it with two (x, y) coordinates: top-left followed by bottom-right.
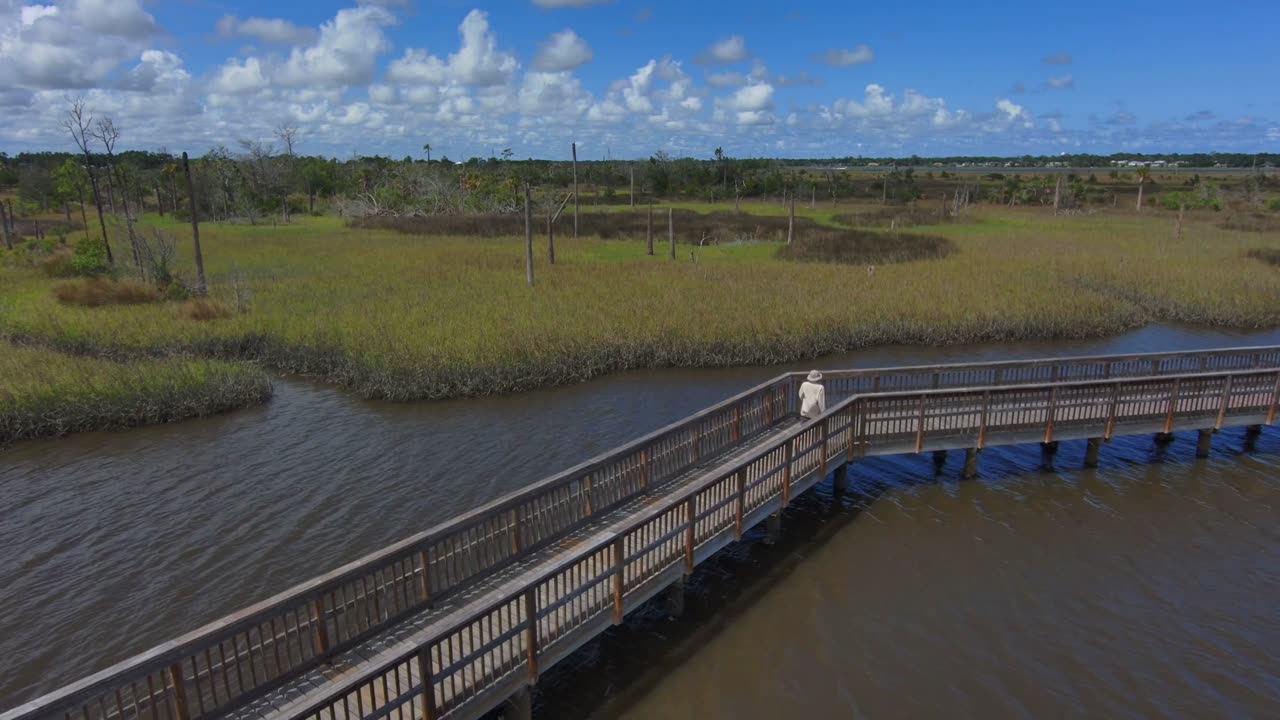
(914, 394), (928, 453)
(523, 588), (539, 681)
(1044, 386), (1059, 443)
(781, 439), (793, 506)
(1164, 378), (1182, 432)
(734, 469), (746, 540)
(1268, 373), (1279, 425)
(167, 664), (188, 720)
(510, 508), (522, 555)
(819, 418), (829, 479)
(684, 497), (696, 573)
(611, 538), (625, 624)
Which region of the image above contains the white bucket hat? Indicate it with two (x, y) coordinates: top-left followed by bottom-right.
(807, 370), (823, 382)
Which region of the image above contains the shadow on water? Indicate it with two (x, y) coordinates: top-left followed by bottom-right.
(527, 425), (1280, 720)
(528, 476), (885, 720)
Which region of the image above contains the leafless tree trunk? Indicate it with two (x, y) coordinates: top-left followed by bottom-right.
(0, 201), (11, 250)
(787, 192), (795, 245)
(1175, 204), (1185, 241)
(64, 100), (113, 263)
(275, 122), (298, 224)
(547, 205), (555, 265)
(93, 117), (142, 275)
(155, 183), (164, 216)
(63, 201), (72, 226)
(104, 171), (118, 215)
(646, 198), (654, 256)
(668, 207), (675, 260)
(1053, 175), (1063, 214)
(1136, 181), (1145, 211)
(571, 142), (579, 238)
(810, 184), (815, 209)
(630, 165), (635, 208)
(77, 186), (88, 240)
(182, 152), (207, 295)
(524, 183), (535, 286)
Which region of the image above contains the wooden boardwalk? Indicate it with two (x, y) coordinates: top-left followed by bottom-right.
(4, 346), (1278, 720)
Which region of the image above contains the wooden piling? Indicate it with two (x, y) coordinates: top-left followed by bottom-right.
(1084, 437), (1102, 468)
(832, 463), (848, 493)
(961, 448), (979, 479)
(1196, 429), (1213, 458)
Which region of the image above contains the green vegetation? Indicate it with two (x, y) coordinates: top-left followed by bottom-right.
(0, 343), (271, 445)
(2, 206), (1277, 406)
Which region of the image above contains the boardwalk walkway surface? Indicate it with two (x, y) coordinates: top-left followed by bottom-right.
(4, 346), (1278, 720)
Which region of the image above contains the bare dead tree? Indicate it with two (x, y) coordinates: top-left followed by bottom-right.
(571, 142), (579, 238)
(787, 192), (795, 244)
(547, 191), (571, 265)
(524, 183), (535, 286)
(629, 165), (635, 208)
(182, 152), (208, 295)
(646, 197), (654, 256)
(0, 201), (10, 251)
(668, 207), (675, 260)
(92, 116), (143, 275)
(62, 97), (113, 264)
(274, 121), (299, 223)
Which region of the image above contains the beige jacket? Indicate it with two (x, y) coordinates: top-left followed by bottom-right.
(798, 381), (826, 420)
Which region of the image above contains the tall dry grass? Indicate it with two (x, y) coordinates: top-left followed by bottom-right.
(1, 207), (1277, 401)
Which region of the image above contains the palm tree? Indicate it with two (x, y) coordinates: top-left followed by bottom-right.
(422, 143), (431, 164)
(1135, 166), (1151, 211)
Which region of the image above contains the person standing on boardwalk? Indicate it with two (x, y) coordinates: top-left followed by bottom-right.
(799, 370), (826, 421)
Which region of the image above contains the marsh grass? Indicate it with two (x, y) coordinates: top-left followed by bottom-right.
(54, 278), (162, 307)
(777, 228), (954, 264)
(0, 343), (271, 444)
(179, 299), (234, 321)
(1, 206), (1277, 401)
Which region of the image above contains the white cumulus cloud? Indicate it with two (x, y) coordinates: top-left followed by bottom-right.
(533, 29), (592, 72)
(697, 35), (749, 65)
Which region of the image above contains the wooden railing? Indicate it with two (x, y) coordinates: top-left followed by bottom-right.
(819, 345), (1280, 401)
(5, 345), (1278, 720)
(284, 365), (1280, 720)
(2, 376), (795, 720)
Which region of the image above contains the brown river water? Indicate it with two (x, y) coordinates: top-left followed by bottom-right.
(2, 324), (1279, 717)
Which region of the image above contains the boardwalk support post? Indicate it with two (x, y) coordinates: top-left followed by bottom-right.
(961, 448), (980, 479)
(932, 450), (947, 472)
(1040, 441), (1059, 458)
(1244, 424), (1262, 450)
(503, 686), (533, 720)
(1196, 429), (1214, 459)
(832, 462), (848, 493)
(1084, 437), (1102, 468)
(1154, 432), (1175, 446)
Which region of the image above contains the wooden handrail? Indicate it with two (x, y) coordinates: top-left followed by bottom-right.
(293, 365), (1280, 720)
(7, 346), (1278, 720)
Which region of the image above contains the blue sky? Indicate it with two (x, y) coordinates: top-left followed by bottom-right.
(1, 0), (1277, 158)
